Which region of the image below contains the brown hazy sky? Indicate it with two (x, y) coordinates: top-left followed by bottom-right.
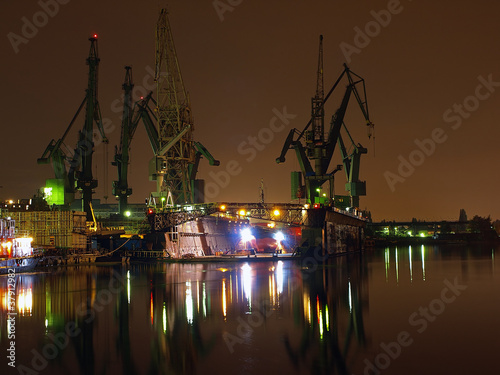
(1, 0), (499, 221)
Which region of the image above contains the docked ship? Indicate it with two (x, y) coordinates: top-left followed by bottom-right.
(0, 217), (39, 274)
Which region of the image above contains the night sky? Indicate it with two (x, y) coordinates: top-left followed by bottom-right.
(1, 0), (499, 222)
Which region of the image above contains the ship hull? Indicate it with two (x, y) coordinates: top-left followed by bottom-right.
(0, 257), (39, 274)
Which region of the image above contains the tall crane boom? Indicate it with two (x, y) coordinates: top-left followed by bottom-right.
(112, 66), (134, 214)
(312, 35), (325, 144)
(38, 36), (107, 220)
(153, 9), (195, 205)
(276, 36), (374, 208)
(75, 36), (108, 220)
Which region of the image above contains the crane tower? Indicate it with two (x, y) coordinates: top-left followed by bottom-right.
(276, 36), (374, 209)
(152, 9), (195, 206)
(38, 36), (107, 221)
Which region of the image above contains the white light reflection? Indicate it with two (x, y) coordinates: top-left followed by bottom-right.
(222, 279), (227, 320)
(202, 282), (207, 318)
(18, 288), (32, 316)
(395, 247), (399, 285)
(348, 281), (353, 313)
(318, 308), (324, 340)
(162, 303), (167, 333)
(409, 246), (413, 283)
(186, 281), (193, 324)
(241, 263), (252, 310)
(325, 304), (330, 332)
(421, 245), (426, 281)
(127, 270), (131, 304)
(276, 261), (283, 295)
(385, 248), (390, 282)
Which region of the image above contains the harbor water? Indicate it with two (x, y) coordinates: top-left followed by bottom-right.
(1, 245), (500, 374)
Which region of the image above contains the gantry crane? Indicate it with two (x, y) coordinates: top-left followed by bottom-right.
(276, 36), (374, 209)
(38, 36), (107, 220)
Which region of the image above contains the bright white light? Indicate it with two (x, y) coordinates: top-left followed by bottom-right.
(186, 281), (193, 324)
(241, 263), (252, 308)
(274, 231), (285, 243)
(162, 304), (167, 333)
(348, 281), (352, 313)
(276, 261), (283, 294)
(241, 227), (253, 242)
(127, 270), (131, 304)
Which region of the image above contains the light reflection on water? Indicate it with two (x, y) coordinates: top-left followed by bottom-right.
(0, 245), (499, 375)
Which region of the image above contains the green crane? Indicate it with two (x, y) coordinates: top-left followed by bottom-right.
(38, 36), (107, 220)
(112, 67), (134, 215)
(276, 36), (373, 209)
(112, 66), (219, 214)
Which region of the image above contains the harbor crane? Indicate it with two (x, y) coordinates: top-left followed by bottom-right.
(38, 36), (107, 221)
(149, 9), (219, 207)
(112, 18), (220, 215)
(276, 36), (374, 209)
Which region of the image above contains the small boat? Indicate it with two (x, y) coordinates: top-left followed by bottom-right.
(0, 217), (39, 274)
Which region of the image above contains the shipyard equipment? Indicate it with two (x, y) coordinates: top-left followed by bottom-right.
(112, 67), (134, 214)
(149, 9), (219, 206)
(38, 36), (107, 220)
(276, 36), (374, 209)
(112, 16), (219, 215)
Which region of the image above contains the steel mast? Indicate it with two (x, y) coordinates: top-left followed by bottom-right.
(76, 36), (107, 220)
(153, 9), (195, 206)
(112, 66), (134, 214)
(38, 36), (107, 220)
(312, 35), (325, 144)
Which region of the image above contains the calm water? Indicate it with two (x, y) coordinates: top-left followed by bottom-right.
(1, 245), (500, 375)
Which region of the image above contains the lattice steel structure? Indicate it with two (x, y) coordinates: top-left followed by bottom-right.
(154, 9), (195, 205)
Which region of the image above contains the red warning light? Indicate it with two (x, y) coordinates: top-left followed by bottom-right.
(147, 208), (154, 215)
(140, 96), (144, 100)
(93, 34), (98, 39)
(313, 203), (321, 209)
